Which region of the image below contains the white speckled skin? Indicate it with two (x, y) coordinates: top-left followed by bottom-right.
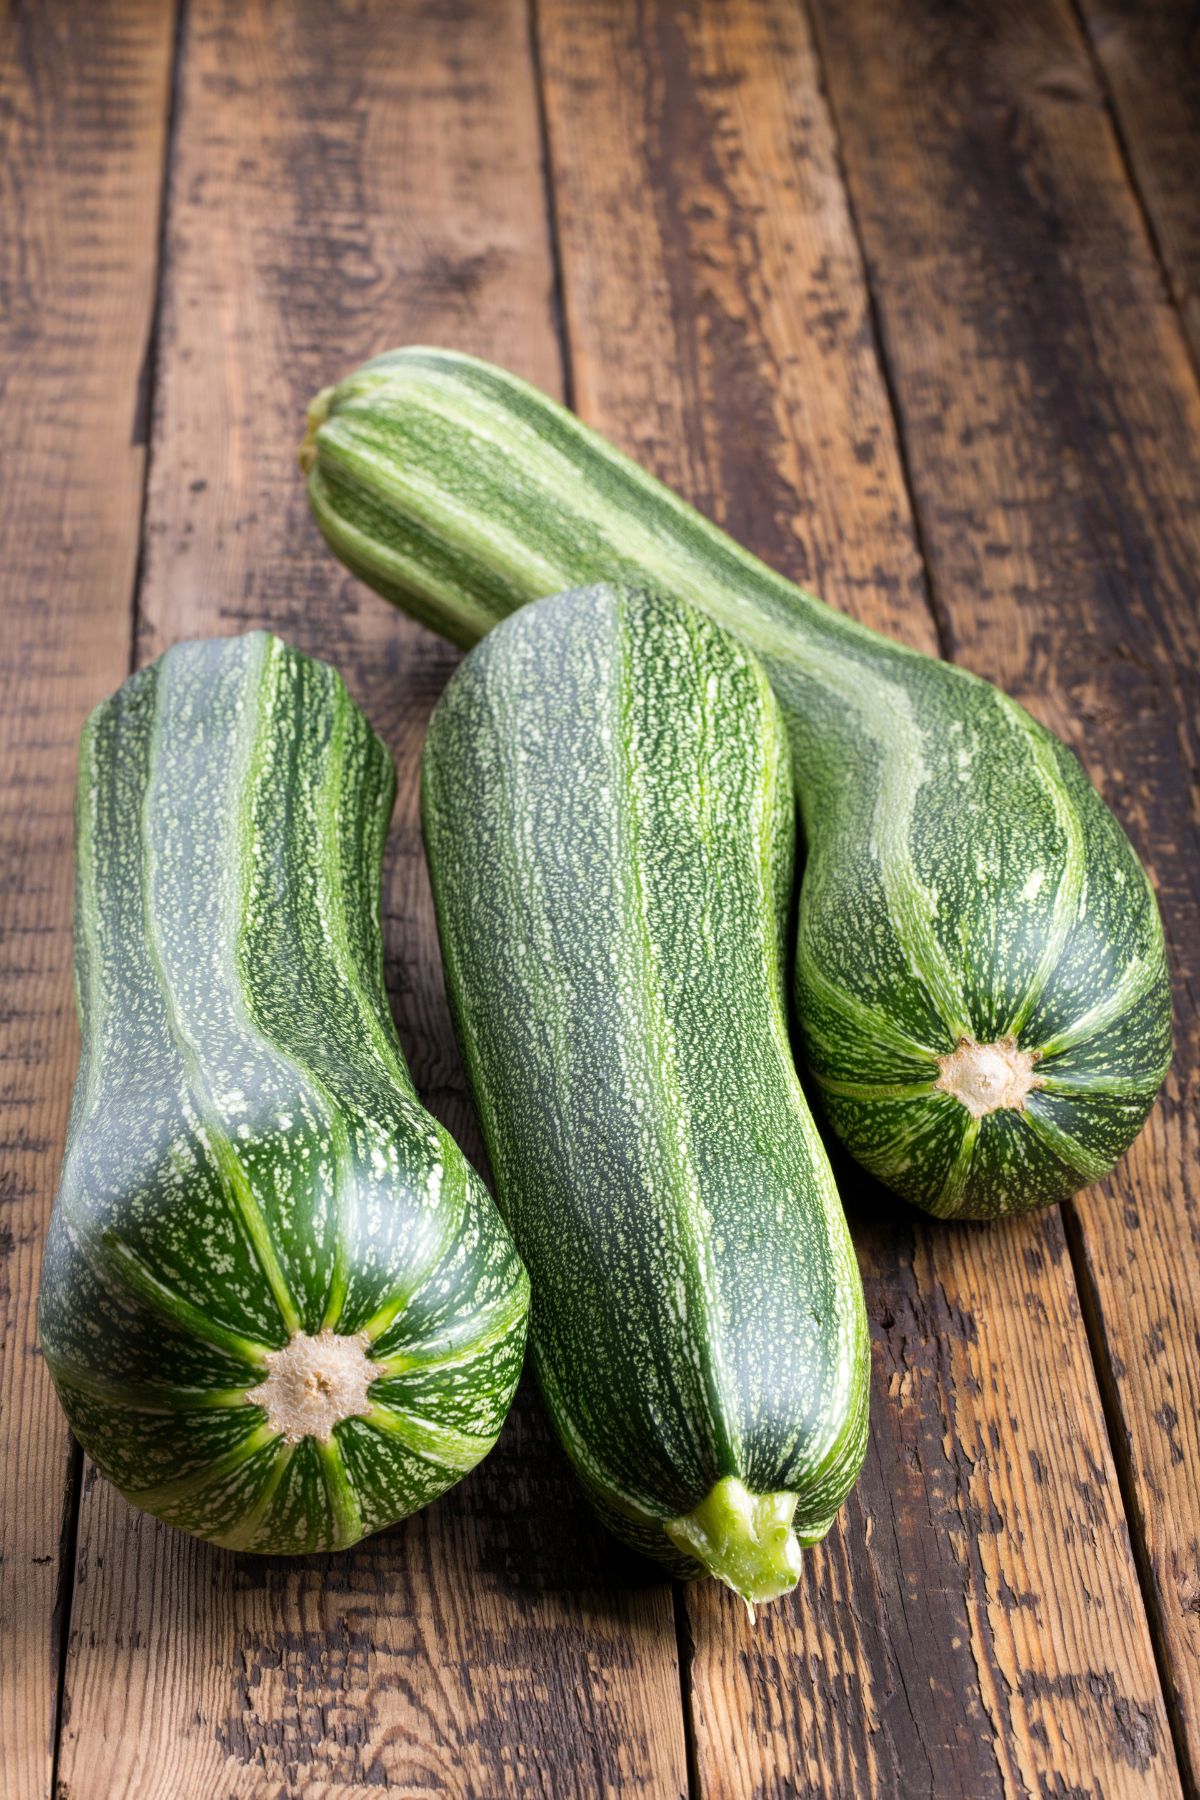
(39, 632), (528, 1553)
(422, 586), (869, 1589)
(305, 347), (1172, 1219)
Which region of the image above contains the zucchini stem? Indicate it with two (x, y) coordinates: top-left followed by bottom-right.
(665, 1476), (804, 1609)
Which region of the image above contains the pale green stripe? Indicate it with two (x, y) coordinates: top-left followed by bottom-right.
(93, 1233), (270, 1367)
(205, 1133), (302, 1338)
(996, 695), (1087, 1040)
(1021, 1106), (1113, 1185)
(846, 1096), (957, 1183)
(747, 655), (864, 1485)
(848, 678), (970, 1040)
(123, 1422), (279, 1507)
(799, 956), (944, 1061)
(1035, 945), (1166, 1060)
(309, 473), (499, 641)
(72, 713), (108, 1133)
(218, 1442), (296, 1552)
(43, 1355), (251, 1414)
(928, 1115), (981, 1219)
(357, 1140), (467, 1344)
(314, 675), (416, 1101)
(810, 1072), (940, 1103)
(318, 1436), (363, 1548)
(144, 638), (301, 1338)
(310, 679), (365, 1330)
(371, 1291), (527, 1377)
(1036, 1070), (1163, 1097)
(339, 436), (569, 596)
(642, 602), (742, 1475)
(364, 1403), (494, 1474)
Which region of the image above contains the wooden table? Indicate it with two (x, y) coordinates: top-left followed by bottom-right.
(3, 3), (1198, 1795)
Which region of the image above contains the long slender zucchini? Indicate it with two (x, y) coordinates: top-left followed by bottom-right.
(421, 584), (869, 1604)
(39, 632), (528, 1553)
(303, 349), (1172, 1219)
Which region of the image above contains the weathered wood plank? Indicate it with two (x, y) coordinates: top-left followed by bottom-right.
(55, 2), (689, 1796)
(0, 5), (175, 1796)
(1080, 0), (1200, 366)
(807, 0), (1200, 1785)
(537, 1), (1180, 1792)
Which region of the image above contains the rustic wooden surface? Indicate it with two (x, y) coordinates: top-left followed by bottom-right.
(0, 6), (176, 1798)
(1, 1), (1196, 1796)
(1080, 0), (1200, 368)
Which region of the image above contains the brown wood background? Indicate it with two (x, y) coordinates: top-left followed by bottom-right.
(1, 2), (1196, 1795)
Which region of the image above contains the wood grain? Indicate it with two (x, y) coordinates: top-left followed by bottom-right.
(536, 1), (1180, 1792)
(54, 2), (688, 1796)
(1080, 0), (1200, 366)
(807, 0), (1200, 1786)
(0, 5), (175, 1796)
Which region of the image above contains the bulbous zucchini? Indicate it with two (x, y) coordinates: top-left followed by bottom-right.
(39, 631), (528, 1553)
(303, 348), (1172, 1219)
(421, 584), (870, 1605)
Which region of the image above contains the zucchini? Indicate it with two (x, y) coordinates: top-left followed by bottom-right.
(421, 584), (869, 1604)
(303, 349), (1172, 1219)
(39, 632), (528, 1553)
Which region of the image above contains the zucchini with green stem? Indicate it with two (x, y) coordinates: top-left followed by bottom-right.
(39, 631), (528, 1553)
(303, 348), (1172, 1220)
(421, 583), (870, 1605)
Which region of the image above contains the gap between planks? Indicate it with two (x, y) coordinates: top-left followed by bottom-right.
(1067, 0), (1200, 387)
(126, 0), (190, 685)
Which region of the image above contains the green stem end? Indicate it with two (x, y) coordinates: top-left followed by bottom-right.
(664, 1476), (804, 1611)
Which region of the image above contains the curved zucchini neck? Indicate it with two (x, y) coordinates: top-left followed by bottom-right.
(306, 350), (1172, 1218)
(41, 631), (527, 1552)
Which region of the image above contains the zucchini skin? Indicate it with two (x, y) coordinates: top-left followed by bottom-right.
(305, 349), (1172, 1219)
(421, 585), (869, 1599)
(39, 632), (528, 1553)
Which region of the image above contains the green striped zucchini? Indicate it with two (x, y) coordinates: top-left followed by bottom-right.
(421, 584), (869, 1604)
(303, 348), (1172, 1219)
(39, 631), (528, 1553)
